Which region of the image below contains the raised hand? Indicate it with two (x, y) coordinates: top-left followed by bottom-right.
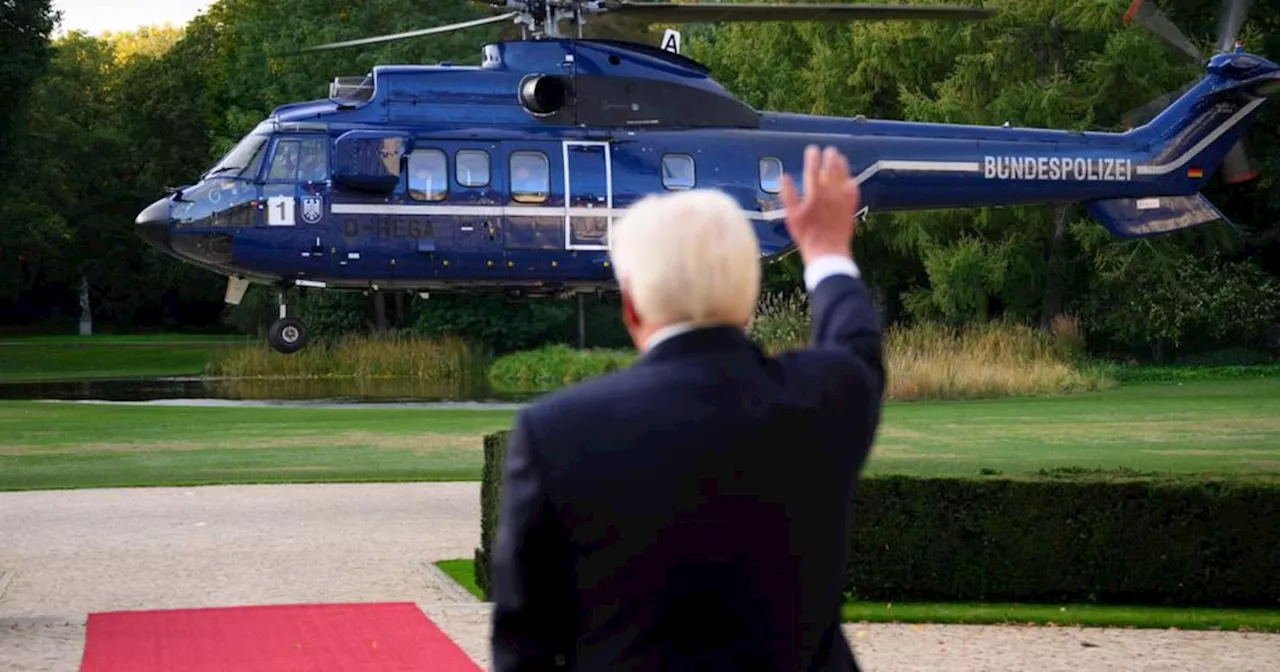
(778, 145), (861, 266)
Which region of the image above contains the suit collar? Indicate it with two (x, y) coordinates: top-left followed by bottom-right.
(639, 324), (757, 364)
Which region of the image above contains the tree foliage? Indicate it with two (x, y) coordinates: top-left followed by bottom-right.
(694, 0), (1280, 359)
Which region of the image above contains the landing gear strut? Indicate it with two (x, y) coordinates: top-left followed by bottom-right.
(267, 289), (308, 354)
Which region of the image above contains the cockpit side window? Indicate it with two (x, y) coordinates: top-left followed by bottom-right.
(266, 136), (329, 183)
(297, 138), (329, 182)
(204, 133), (268, 178)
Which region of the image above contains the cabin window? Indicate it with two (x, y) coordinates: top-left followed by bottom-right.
(264, 136), (328, 182)
(511, 151), (549, 203)
(661, 154), (695, 190)
(456, 150), (490, 187)
(408, 149), (448, 201)
(759, 157), (783, 194)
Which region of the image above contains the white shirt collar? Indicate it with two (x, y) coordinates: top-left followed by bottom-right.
(641, 322), (702, 352)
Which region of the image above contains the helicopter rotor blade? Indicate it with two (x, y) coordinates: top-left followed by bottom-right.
(1123, 0), (1203, 63)
(296, 11), (519, 53)
(596, 2), (995, 24)
(1120, 81), (1193, 129)
(1215, 0), (1252, 53)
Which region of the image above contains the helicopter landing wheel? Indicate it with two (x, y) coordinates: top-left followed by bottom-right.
(267, 317), (308, 354)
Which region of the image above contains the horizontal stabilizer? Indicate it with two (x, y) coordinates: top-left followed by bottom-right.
(1085, 194), (1225, 237)
(1208, 71), (1280, 102)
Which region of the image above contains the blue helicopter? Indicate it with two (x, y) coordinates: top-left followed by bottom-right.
(135, 0), (1280, 354)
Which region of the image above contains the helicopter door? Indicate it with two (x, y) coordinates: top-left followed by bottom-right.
(562, 140), (612, 251)
(260, 134), (333, 277)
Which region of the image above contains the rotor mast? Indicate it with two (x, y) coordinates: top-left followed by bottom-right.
(491, 0), (597, 39)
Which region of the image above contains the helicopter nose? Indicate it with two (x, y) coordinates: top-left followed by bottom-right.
(135, 197), (172, 251)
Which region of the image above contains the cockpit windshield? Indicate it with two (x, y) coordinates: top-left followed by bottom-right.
(203, 132), (269, 179)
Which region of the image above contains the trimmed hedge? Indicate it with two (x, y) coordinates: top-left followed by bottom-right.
(474, 430), (506, 600)
(474, 430), (1280, 607)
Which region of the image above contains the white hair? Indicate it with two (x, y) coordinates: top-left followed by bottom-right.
(609, 188), (761, 327)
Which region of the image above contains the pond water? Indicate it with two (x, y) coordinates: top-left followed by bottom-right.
(0, 376), (540, 407)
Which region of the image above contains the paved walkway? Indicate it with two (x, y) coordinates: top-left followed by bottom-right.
(1, 483), (1274, 671)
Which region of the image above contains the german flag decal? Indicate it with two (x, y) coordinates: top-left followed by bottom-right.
(1188, 167), (1204, 178)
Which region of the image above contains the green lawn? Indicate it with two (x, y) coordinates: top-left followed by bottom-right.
(0, 333), (247, 344)
(437, 559), (484, 600)
(0, 377), (1277, 490)
(868, 378), (1280, 477)
(0, 334), (249, 382)
(432, 560), (1280, 632)
(0, 403), (514, 490)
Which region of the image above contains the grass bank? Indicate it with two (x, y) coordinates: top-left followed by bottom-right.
(205, 332), (488, 382)
(0, 334), (248, 382)
(136, 292), (1117, 402)
(431, 559), (1279, 632)
(2, 377), (1276, 490)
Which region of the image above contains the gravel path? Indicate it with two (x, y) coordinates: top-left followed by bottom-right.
(1, 483), (1275, 671)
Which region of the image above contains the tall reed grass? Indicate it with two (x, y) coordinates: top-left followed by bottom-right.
(885, 320), (1109, 400)
(205, 331), (489, 383)
(749, 290), (1109, 400)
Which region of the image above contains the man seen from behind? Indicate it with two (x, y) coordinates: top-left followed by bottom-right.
(490, 145), (885, 671)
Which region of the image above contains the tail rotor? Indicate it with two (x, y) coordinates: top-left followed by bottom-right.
(1122, 0), (1259, 184)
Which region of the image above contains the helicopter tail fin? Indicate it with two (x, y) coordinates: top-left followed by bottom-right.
(1084, 192), (1226, 238)
(1131, 70), (1280, 185)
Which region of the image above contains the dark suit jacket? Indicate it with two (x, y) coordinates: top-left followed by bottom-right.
(489, 272), (885, 671)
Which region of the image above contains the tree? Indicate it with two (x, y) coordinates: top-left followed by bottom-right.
(0, 0), (60, 310)
(0, 0), (58, 158)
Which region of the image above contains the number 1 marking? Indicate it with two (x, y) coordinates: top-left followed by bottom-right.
(267, 196), (296, 226)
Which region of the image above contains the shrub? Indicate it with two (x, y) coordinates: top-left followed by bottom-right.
(474, 431), (506, 599)
(1079, 253), (1280, 362)
(475, 431), (1280, 607)
(848, 472), (1280, 607)
(411, 293), (631, 354)
(487, 344), (637, 391)
(748, 290), (811, 354)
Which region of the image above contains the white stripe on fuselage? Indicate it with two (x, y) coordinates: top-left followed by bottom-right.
(1133, 97), (1266, 175)
(328, 97), (1262, 221)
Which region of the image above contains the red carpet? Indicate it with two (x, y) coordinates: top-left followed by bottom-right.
(80, 602), (481, 671)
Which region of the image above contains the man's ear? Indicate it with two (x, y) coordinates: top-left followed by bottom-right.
(620, 290), (640, 330)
